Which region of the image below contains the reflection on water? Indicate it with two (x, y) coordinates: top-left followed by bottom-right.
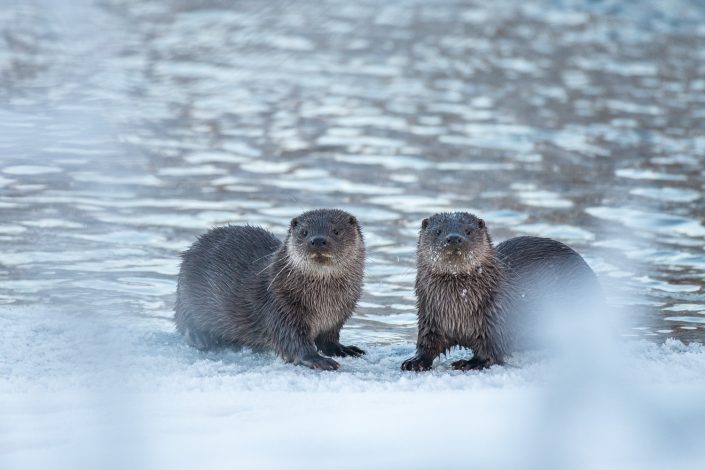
(1, 0), (704, 344)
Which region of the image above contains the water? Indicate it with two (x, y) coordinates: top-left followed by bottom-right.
(1, 0), (704, 351)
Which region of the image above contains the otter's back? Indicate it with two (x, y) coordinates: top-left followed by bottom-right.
(497, 235), (586, 268)
(496, 236), (598, 295)
(180, 225), (280, 281)
(176, 225), (281, 335)
(495, 236), (602, 348)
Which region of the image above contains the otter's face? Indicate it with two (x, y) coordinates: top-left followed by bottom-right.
(287, 209), (363, 274)
(418, 212), (490, 273)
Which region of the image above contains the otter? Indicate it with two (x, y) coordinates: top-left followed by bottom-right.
(401, 212), (601, 371)
(175, 209), (366, 370)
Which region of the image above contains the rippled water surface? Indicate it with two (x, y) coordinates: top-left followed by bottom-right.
(1, 0), (704, 346)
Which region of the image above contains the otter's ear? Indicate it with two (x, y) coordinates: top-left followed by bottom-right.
(290, 218), (298, 228)
(478, 219), (486, 229)
(421, 218), (429, 230)
(348, 215), (357, 226)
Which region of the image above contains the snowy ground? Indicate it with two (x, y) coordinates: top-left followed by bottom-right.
(3, 306), (705, 469)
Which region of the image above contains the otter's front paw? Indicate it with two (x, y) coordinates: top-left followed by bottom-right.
(451, 357), (499, 371)
(320, 342), (366, 357)
(341, 345), (365, 357)
(401, 355), (432, 372)
(297, 354), (340, 371)
(333, 344), (366, 357)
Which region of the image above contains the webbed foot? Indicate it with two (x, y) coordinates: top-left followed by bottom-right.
(451, 357), (502, 371)
(295, 354), (340, 371)
(401, 355), (433, 372)
(320, 342), (366, 357)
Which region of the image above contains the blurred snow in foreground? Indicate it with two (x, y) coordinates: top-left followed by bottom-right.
(1, 307), (705, 470)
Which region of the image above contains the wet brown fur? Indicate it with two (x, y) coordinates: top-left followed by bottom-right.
(402, 211), (600, 372)
(175, 209), (365, 371)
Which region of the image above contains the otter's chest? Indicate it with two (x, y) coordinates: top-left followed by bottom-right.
(298, 284), (356, 337)
(422, 278), (490, 338)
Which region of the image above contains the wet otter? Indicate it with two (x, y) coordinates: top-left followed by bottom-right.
(401, 212), (601, 371)
(175, 209), (366, 370)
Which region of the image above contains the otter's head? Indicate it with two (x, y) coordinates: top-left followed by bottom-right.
(418, 212), (492, 274)
(285, 209), (364, 276)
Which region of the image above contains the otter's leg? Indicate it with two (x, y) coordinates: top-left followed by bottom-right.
(451, 356), (503, 371)
(176, 314), (223, 351)
(175, 301), (222, 350)
(182, 326), (222, 351)
(273, 317), (341, 371)
(452, 335), (505, 371)
(292, 353), (341, 370)
(401, 323), (446, 371)
(284, 341), (341, 371)
(315, 329), (365, 357)
(283, 337), (341, 370)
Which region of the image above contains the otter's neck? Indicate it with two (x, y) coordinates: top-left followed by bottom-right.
(434, 252), (503, 283)
(422, 247), (505, 307)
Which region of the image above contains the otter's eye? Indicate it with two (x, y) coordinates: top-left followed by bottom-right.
(465, 229), (473, 235)
(333, 229), (340, 236)
(301, 230), (308, 237)
(435, 229), (442, 236)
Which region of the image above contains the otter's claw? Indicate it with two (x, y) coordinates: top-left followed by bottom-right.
(451, 357), (499, 371)
(401, 355), (432, 372)
(340, 344), (366, 357)
(297, 354), (340, 371)
(320, 342), (366, 357)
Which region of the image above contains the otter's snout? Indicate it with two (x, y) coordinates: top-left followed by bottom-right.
(306, 235), (334, 263)
(445, 234), (465, 245)
(309, 236), (328, 248)
(443, 233), (469, 258)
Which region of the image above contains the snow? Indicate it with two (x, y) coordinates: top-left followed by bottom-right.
(2, 306), (705, 470)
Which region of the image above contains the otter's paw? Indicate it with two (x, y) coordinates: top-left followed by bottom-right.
(320, 342), (366, 357)
(297, 354), (340, 371)
(401, 356), (432, 372)
(332, 344), (365, 357)
(341, 345), (365, 357)
(451, 357), (499, 371)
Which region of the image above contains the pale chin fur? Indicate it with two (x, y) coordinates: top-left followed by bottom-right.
(425, 244), (483, 275)
(286, 237), (347, 278)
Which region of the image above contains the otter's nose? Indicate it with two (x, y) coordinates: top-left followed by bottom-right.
(446, 234), (465, 245)
(309, 236), (328, 248)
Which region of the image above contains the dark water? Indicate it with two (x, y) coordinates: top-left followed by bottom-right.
(1, 0), (704, 344)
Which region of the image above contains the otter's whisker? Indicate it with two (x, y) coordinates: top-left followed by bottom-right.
(267, 259), (291, 291)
